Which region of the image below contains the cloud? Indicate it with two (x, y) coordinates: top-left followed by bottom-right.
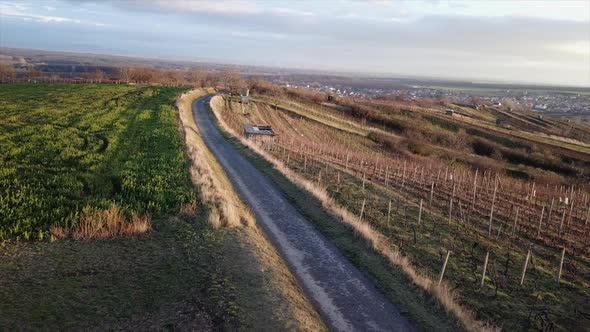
(0, 2), (106, 26)
(113, 0), (263, 16)
(4, 0), (589, 86)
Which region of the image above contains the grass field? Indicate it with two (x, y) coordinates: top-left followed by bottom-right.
(0, 203), (324, 330)
(0, 84), (195, 240)
(0, 84), (324, 330)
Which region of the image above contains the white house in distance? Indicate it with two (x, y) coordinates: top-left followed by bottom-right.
(240, 89), (249, 104)
(533, 103), (548, 112)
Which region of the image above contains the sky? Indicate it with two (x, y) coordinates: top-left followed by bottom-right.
(1, 0), (589, 86)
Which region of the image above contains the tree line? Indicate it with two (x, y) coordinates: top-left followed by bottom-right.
(0, 63), (253, 91)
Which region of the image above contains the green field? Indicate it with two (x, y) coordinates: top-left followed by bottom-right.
(0, 84), (194, 240)
(0, 84), (323, 330)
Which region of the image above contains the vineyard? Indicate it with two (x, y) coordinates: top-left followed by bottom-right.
(0, 84), (194, 240)
(215, 94), (590, 330)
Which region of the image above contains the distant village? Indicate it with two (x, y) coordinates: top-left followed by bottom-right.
(277, 80), (590, 115)
(2, 49), (588, 116)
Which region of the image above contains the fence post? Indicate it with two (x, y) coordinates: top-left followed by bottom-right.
(438, 250), (451, 286)
(488, 178), (498, 236)
(362, 172), (366, 190)
(359, 198), (366, 222)
(402, 160), (406, 188)
(557, 247), (566, 284)
(520, 249), (531, 286)
(387, 200), (392, 227)
(472, 169), (478, 210)
(418, 199), (423, 225)
(448, 183), (455, 224)
(547, 197), (555, 225)
(480, 251), (490, 288)
(512, 207), (520, 236)
(536, 206), (545, 238)
(559, 208), (566, 236)
(430, 182), (435, 207)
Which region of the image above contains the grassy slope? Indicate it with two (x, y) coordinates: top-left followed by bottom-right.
(215, 124), (461, 331)
(0, 84), (195, 239)
(336, 96), (590, 183)
(0, 210), (322, 330)
(218, 94), (590, 330)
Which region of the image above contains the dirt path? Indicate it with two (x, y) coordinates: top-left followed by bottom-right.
(193, 95), (415, 332)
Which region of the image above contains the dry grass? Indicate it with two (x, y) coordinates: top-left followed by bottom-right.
(210, 95), (498, 332)
(179, 199), (199, 218)
(177, 90), (254, 227)
(50, 205), (151, 240)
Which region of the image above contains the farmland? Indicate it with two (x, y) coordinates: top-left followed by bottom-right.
(0, 84), (324, 330)
(0, 84), (195, 240)
(213, 90), (590, 330)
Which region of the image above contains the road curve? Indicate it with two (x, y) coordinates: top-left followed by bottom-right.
(193, 95), (415, 332)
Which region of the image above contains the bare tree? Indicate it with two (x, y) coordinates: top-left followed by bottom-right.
(219, 67), (244, 93)
(188, 66), (206, 87)
(0, 64), (15, 82)
(90, 69), (105, 83)
(27, 69), (44, 81)
(130, 67), (153, 84)
(203, 72), (219, 88)
(163, 70), (185, 86)
(117, 67), (132, 84)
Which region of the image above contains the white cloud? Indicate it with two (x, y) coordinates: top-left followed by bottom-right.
(3, 0), (588, 86)
(0, 2), (105, 26)
(550, 41), (590, 56)
(127, 0), (262, 16)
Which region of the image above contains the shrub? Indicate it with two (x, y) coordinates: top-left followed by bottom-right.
(367, 130), (408, 156)
(50, 205), (151, 240)
(471, 138), (498, 157)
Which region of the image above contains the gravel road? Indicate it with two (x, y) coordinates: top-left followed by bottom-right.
(193, 94), (415, 332)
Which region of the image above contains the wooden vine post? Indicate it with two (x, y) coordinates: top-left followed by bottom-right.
(557, 247), (566, 284)
(559, 208), (567, 236)
(418, 199), (423, 225)
(512, 207), (520, 236)
(438, 250), (452, 286)
(359, 198), (366, 222)
(448, 183), (455, 224)
(472, 169), (478, 210)
(387, 200), (392, 227)
(430, 182), (435, 207)
(547, 197), (555, 224)
(536, 206), (545, 238)
(488, 177), (498, 236)
(480, 251), (490, 288)
(345, 153), (349, 170)
(520, 249), (531, 286)
(402, 160), (406, 188)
